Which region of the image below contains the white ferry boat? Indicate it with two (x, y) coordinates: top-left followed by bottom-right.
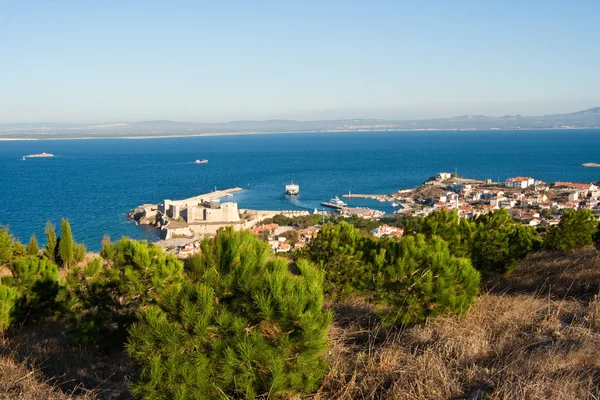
(321, 196), (347, 209)
(285, 182), (300, 196)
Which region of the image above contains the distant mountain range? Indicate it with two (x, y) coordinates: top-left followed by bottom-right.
(1, 107), (600, 139)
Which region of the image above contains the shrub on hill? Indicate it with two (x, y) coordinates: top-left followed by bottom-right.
(0, 283), (18, 332)
(406, 209), (541, 276)
(470, 209), (542, 276)
(127, 228), (332, 399)
(305, 222), (372, 299)
(61, 237), (184, 349)
(377, 235), (480, 326)
(306, 222), (480, 326)
(6, 256), (60, 321)
(544, 209), (597, 252)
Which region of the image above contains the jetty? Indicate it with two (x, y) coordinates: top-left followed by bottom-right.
(342, 193), (395, 202)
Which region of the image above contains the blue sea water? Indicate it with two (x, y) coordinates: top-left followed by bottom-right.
(1, 130), (600, 251)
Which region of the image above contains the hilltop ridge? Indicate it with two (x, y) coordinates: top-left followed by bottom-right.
(1, 107), (600, 139)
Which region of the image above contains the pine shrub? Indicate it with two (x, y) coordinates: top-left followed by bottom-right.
(127, 228), (332, 399)
(305, 222), (372, 299)
(62, 237), (184, 349)
(544, 209), (597, 252)
(0, 227), (15, 265)
(44, 221), (57, 262)
(26, 233), (39, 256)
(8, 256), (60, 319)
(0, 283), (19, 332)
(376, 235), (480, 326)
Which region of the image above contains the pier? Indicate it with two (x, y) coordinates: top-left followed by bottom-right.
(342, 193), (395, 202)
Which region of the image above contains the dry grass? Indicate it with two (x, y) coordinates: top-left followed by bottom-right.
(489, 246), (600, 299)
(0, 321), (133, 399)
(315, 248), (600, 400)
(0, 354), (69, 399)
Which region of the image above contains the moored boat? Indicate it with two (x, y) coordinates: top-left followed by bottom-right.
(321, 196), (347, 209)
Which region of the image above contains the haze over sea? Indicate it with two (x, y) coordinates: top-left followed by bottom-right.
(1, 130), (599, 251)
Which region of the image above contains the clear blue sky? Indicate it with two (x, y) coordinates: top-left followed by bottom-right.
(1, 1), (599, 122)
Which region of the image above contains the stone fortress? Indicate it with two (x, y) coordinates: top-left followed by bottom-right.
(130, 188), (309, 240)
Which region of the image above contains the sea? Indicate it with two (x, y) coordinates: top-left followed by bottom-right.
(1, 130), (599, 251)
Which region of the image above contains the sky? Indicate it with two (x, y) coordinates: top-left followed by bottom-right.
(1, 1), (599, 123)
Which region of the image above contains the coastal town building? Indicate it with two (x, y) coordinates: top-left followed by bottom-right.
(554, 182), (598, 192)
(505, 177), (535, 189)
(371, 225), (403, 238)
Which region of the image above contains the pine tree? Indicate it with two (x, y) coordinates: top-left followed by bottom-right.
(377, 235), (480, 326)
(0, 227), (15, 265)
(127, 228), (332, 399)
(8, 256), (60, 320)
(62, 237), (184, 349)
(544, 209), (597, 252)
(470, 209), (540, 276)
(27, 234), (39, 256)
(305, 222), (372, 299)
(44, 221), (57, 262)
(0, 282), (19, 332)
(58, 218), (74, 268)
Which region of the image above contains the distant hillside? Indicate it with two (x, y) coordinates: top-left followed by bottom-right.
(1, 107), (600, 139)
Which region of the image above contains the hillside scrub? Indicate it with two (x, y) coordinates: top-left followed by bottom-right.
(61, 237), (185, 349)
(545, 209), (597, 252)
(405, 208), (542, 276)
(306, 222), (480, 326)
(315, 247), (600, 400)
(127, 228), (332, 399)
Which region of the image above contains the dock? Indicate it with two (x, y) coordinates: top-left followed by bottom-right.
(342, 193), (395, 202)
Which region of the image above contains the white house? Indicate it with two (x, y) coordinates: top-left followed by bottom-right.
(505, 177), (535, 189)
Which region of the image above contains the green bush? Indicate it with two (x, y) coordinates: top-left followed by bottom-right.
(0, 283), (19, 332)
(0, 227), (15, 265)
(127, 228), (331, 399)
(544, 209), (597, 252)
(61, 237), (184, 349)
(377, 235), (480, 326)
(470, 209), (542, 276)
(406, 209), (541, 276)
(8, 256), (60, 320)
(305, 222), (372, 299)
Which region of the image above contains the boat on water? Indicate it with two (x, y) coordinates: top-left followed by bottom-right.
(24, 152), (54, 158)
(391, 202), (399, 207)
(194, 159), (208, 164)
(321, 196), (347, 209)
(21, 156), (25, 160)
(285, 181), (300, 196)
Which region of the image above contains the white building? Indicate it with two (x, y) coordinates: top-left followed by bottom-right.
(505, 177), (535, 189)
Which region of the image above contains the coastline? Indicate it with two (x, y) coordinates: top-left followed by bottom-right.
(0, 127), (595, 141)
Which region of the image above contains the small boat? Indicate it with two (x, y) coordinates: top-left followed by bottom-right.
(285, 181), (300, 196)
(321, 196), (347, 209)
(391, 202), (399, 207)
(194, 159), (208, 164)
(21, 156), (26, 160)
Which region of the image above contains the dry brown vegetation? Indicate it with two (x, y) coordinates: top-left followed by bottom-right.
(3, 248), (600, 399)
(0, 321), (133, 399)
(314, 247), (600, 400)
